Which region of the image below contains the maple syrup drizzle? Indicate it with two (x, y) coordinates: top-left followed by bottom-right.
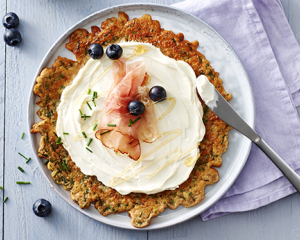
(134, 45), (147, 55)
(109, 129), (182, 187)
(147, 144), (199, 179)
(75, 65), (110, 105)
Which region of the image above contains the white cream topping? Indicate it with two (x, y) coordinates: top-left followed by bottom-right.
(196, 75), (216, 103)
(56, 42), (205, 195)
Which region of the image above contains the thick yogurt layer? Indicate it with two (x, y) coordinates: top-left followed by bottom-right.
(56, 42), (205, 195)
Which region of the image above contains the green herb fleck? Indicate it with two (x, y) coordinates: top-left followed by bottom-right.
(100, 130), (111, 135)
(63, 132), (69, 135)
(81, 114), (91, 120)
(16, 181), (31, 184)
(18, 152), (30, 161)
(3, 197), (8, 203)
(86, 101), (92, 110)
(132, 117), (141, 124)
(93, 91), (98, 99)
(87, 138), (93, 146)
(79, 109), (83, 116)
(93, 124), (98, 131)
(86, 147), (93, 153)
(189, 192), (195, 201)
(87, 88), (91, 95)
(82, 132), (87, 138)
(21, 132), (25, 139)
(107, 124), (116, 127)
(128, 119), (132, 127)
(56, 136), (61, 144)
(18, 166), (24, 172)
(26, 158), (31, 164)
(62, 162), (69, 172)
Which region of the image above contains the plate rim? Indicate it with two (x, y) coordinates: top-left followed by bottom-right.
(27, 2), (255, 230)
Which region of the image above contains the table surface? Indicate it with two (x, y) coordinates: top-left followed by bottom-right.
(1, 0), (300, 239)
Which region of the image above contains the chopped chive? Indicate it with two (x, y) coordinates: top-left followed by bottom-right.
(87, 138), (93, 146)
(92, 100), (96, 107)
(100, 130), (111, 135)
(86, 147), (93, 153)
(93, 91), (98, 98)
(79, 109), (83, 116)
(87, 88), (91, 95)
(44, 160), (49, 166)
(63, 132), (69, 135)
(86, 101), (92, 110)
(53, 131), (58, 138)
(128, 119), (132, 127)
(21, 132), (25, 139)
(62, 162), (69, 172)
(3, 197), (8, 203)
(16, 181), (31, 184)
(81, 115), (91, 119)
(93, 124), (98, 131)
(107, 124), (116, 127)
(18, 152), (29, 160)
(56, 136), (61, 144)
(26, 158), (31, 164)
(18, 166), (24, 172)
(82, 132), (87, 138)
(0, 186), (3, 189)
(132, 117), (141, 124)
(56, 142), (63, 145)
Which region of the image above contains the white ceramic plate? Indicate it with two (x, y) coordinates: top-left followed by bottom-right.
(27, 3), (254, 230)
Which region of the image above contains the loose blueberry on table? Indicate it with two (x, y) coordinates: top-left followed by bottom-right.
(2, 12), (19, 29)
(88, 43), (104, 59)
(127, 100), (145, 116)
(3, 28), (22, 46)
(149, 86), (167, 102)
(106, 44), (123, 60)
(33, 199), (52, 217)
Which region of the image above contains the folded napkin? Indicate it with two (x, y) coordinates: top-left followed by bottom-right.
(172, 0), (300, 220)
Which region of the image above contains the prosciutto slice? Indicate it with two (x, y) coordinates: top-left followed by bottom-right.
(95, 58), (160, 160)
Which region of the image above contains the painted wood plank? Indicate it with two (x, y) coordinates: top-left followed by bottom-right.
(3, 0), (300, 239)
(2, 0), (164, 239)
(0, 0), (6, 239)
(149, 194), (300, 240)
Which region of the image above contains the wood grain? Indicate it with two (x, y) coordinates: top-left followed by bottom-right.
(0, 0), (5, 239)
(1, 0), (300, 239)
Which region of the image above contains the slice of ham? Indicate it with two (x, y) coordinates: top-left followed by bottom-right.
(95, 58), (160, 160)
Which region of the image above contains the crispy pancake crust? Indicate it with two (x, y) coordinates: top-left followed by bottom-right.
(31, 12), (232, 228)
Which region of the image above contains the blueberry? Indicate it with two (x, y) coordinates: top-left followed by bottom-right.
(88, 43), (104, 59)
(106, 44), (123, 60)
(33, 199), (52, 217)
(127, 100), (145, 116)
(2, 12), (19, 29)
(149, 86), (167, 102)
(4, 28), (22, 46)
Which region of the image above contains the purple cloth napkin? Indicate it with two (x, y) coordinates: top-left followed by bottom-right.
(172, 0), (300, 221)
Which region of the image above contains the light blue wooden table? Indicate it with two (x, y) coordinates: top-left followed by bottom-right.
(1, 0), (300, 239)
